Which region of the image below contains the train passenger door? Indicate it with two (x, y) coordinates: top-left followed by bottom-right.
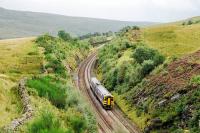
(107, 97), (111, 106)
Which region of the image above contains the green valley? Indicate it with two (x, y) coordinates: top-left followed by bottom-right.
(0, 5), (200, 132)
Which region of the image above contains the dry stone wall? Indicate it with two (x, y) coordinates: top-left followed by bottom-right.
(3, 78), (33, 132)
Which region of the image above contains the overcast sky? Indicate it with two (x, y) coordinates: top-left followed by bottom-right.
(0, 0), (200, 22)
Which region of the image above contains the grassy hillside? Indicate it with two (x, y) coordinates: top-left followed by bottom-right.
(0, 7), (155, 39)
(0, 38), (42, 127)
(142, 17), (200, 57)
(0, 35), (97, 132)
(97, 18), (200, 132)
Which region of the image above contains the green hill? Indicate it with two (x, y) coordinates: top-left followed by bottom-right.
(0, 36), (97, 132)
(97, 17), (200, 132)
(0, 7), (156, 39)
(142, 16), (200, 57)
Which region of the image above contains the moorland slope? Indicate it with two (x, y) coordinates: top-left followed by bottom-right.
(0, 7), (155, 39)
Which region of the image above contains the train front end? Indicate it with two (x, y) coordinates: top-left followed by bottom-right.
(103, 95), (114, 109)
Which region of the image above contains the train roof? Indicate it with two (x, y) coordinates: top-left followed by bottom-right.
(91, 77), (101, 85)
(91, 77), (113, 96)
(97, 85), (112, 96)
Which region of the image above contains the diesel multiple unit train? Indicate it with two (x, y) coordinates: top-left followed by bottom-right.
(90, 77), (114, 109)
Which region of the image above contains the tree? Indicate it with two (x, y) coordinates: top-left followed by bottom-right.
(117, 64), (127, 84)
(153, 53), (165, 66)
(141, 60), (155, 76)
(133, 46), (156, 64)
(58, 30), (71, 41)
(70, 116), (86, 133)
(132, 26), (140, 30)
(187, 20), (193, 25)
(89, 37), (95, 44)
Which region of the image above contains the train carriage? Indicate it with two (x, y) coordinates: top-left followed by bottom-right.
(90, 77), (114, 109)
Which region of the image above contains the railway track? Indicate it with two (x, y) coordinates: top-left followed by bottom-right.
(77, 52), (141, 133)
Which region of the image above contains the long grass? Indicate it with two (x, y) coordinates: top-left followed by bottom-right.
(27, 76), (67, 109)
(143, 23), (200, 57)
(0, 38), (42, 128)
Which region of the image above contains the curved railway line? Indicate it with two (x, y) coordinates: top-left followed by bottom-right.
(77, 52), (141, 133)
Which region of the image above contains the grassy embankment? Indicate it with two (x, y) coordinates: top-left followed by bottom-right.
(18, 34), (97, 133)
(0, 33), (97, 133)
(0, 37), (42, 127)
(97, 17), (200, 132)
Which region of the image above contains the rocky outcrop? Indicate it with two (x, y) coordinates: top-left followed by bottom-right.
(3, 78), (33, 132)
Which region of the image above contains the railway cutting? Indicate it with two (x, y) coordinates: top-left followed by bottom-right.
(77, 52), (141, 133)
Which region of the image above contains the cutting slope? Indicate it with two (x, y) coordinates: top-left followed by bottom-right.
(97, 16), (200, 132)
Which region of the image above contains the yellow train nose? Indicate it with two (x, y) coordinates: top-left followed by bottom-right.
(108, 98), (111, 106)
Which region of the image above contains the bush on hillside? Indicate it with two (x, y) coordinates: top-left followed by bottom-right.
(187, 20), (193, 25)
(117, 63), (127, 84)
(69, 115), (87, 133)
(103, 68), (118, 91)
(45, 58), (66, 78)
(119, 40), (135, 50)
(153, 53), (165, 66)
(132, 26), (140, 30)
(98, 41), (165, 95)
(36, 34), (56, 45)
(141, 60), (155, 76)
(133, 46), (165, 65)
(182, 20), (194, 26)
(58, 30), (72, 41)
(189, 108), (200, 132)
(190, 75), (200, 85)
(133, 46), (156, 64)
(28, 110), (66, 133)
(65, 88), (79, 108)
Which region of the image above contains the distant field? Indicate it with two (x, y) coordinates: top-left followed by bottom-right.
(0, 38), (43, 127)
(143, 18), (200, 57)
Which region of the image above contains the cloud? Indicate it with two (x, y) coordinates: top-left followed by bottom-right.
(0, 0), (199, 22)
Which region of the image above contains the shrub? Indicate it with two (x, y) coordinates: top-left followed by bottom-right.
(187, 20), (193, 25)
(119, 40), (132, 50)
(103, 68), (118, 91)
(117, 64), (127, 84)
(141, 60), (155, 76)
(27, 76), (67, 109)
(190, 75), (200, 85)
(189, 110), (200, 132)
(133, 46), (156, 64)
(65, 88), (79, 108)
(28, 51), (38, 55)
(58, 30), (72, 41)
(132, 26), (140, 30)
(70, 115), (87, 133)
(153, 53), (165, 66)
(133, 45), (165, 66)
(35, 34), (55, 45)
(45, 58), (66, 78)
(28, 110), (65, 133)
